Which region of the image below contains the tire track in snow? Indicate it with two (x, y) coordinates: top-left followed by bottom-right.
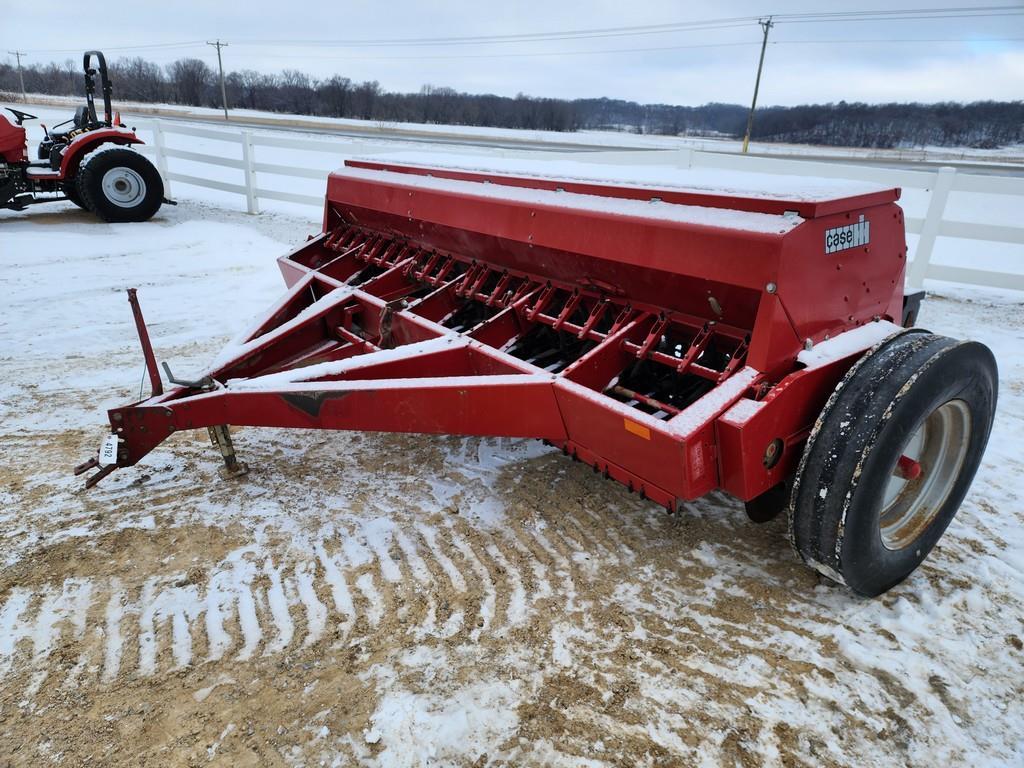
(577, 504), (638, 565)
(501, 527), (554, 606)
(340, 531), (386, 628)
(523, 524), (579, 613)
(294, 561), (328, 647)
(391, 523), (440, 639)
(415, 522), (467, 593)
(314, 542), (357, 641)
(485, 542), (528, 630)
(0, 588), (34, 679)
(460, 528), (517, 634)
(25, 579), (92, 697)
(444, 520), (497, 640)
(353, 573), (385, 628)
(231, 558), (263, 660)
(101, 582), (126, 682)
(562, 506), (621, 564)
(412, 521), (467, 638)
(139, 578), (203, 674)
(261, 559), (295, 654)
(0, 513), (630, 693)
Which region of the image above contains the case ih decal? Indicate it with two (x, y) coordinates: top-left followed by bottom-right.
(825, 214), (870, 253)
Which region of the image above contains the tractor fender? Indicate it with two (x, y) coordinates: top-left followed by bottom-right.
(0, 111), (28, 163)
(59, 128), (144, 178)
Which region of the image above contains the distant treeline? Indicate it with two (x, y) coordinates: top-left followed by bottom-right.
(2, 56), (1022, 148)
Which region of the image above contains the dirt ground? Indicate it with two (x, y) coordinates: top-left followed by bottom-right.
(1, 202), (1021, 767)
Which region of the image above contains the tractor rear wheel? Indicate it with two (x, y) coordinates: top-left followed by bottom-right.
(789, 330), (997, 596)
(76, 147), (163, 222)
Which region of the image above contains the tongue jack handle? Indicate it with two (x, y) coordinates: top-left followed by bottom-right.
(127, 288), (163, 398)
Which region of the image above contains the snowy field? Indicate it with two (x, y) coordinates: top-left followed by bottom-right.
(1, 178), (1023, 764)
(21, 93), (1024, 163)
(16, 101), (1024, 284)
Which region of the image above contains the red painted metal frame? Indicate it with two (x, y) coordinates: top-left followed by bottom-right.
(87, 160), (909, 511)
(0, 113), (27, 163)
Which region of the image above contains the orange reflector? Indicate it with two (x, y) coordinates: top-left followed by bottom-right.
(624, 419), (651, 440)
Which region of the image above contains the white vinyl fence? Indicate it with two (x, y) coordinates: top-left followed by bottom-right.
(131, 119), (1024, 293)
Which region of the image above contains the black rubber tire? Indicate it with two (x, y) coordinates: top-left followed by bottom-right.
(63, 182), (90, 210)
(789, 330), (997, 596)
(75, 147), (164, 223)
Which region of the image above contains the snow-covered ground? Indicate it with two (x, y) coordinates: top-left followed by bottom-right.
(15, 101), (1023, 285)
(1, 169), (1022, 765)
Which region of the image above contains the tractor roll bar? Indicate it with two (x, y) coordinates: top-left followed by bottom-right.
(83, 50), (112, 127)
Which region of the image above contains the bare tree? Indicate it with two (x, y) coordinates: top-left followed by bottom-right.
(351, 80), (380, 120)
(279, 69), (315, 114)
(318, 75), (352, 117)
(233, 69), (277, 110)
(166, 58), (213, 106)
(5, 51), (1022, 148)
(111, 57), (164, 103)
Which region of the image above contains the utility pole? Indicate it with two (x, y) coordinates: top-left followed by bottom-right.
(207, 40), (229, 120)
(7, 50), (27, 103)
(741, 17), (773, 155)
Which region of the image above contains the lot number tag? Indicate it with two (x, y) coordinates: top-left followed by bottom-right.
(98, 434), (119, 466)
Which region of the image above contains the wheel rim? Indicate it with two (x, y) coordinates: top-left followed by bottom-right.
(879, 399), (972, 550)
(100, 167), (147, 208)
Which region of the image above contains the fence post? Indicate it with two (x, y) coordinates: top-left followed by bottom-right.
(675, 147), (694, 169)
(151, 120), (171, 197)
(908, 165), (956, 289)
(241, 130), (260, 215)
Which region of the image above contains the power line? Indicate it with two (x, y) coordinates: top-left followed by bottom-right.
(225, 40), (763, 62)
(227, 6), (1024, 48)
(779, 11), (1024, 24)
(10, 34), (1020, 67)
(16, 41), (208, 55)
(236, 21), (757, 48)
(771, 5), (1020, 20)
(15, 5), (1020, 55)
(219, 36), (1023, 63)
(776, 37), (1024, 44)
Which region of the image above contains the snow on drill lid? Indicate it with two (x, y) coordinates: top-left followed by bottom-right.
(351, 152), (889, 203)
(797, 320), (903, 369)
(336, 166), (803, 235)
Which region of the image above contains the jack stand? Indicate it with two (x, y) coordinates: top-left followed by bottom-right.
(208, 425), (249, 479)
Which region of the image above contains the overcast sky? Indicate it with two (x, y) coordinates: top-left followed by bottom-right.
(3, 1), (1022, 105)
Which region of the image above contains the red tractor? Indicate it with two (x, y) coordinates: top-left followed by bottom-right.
(0, 51), (166, 221)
